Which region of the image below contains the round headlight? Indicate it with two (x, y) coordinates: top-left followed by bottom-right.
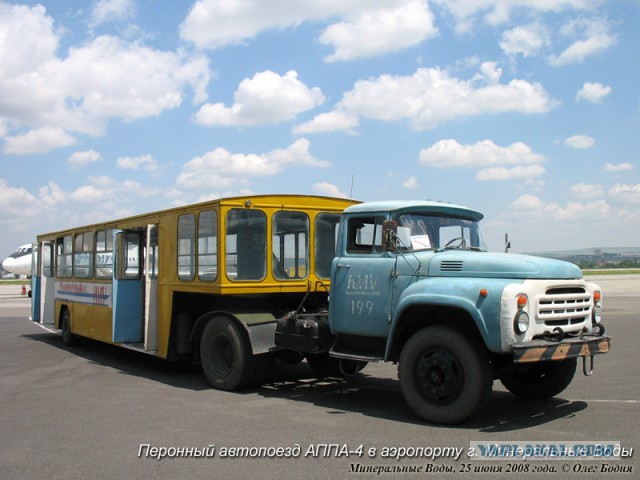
(592, 305), (602, 325)
(514, 311), (530, 334)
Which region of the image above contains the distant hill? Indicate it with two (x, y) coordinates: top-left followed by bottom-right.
(523, 247), (640, 269)
(525, 247), (640, 257)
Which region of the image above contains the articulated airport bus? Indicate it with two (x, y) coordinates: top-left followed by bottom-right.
(30, 195), (355, 371)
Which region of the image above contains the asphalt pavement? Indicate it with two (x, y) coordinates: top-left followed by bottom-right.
(0, 276), (638, 480)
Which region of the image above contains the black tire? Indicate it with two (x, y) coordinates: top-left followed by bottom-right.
(61, 309), (80, 346)
(200, 317), (255, 391)
(500, 358), (576, 400)
(398, 326), (492, 425)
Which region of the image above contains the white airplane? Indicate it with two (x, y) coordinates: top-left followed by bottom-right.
(2, 244), (33, 277)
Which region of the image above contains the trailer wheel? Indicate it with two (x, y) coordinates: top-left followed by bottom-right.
(398, 325), (492, 425)
(500, 358), (576, 400)
(201, 316), (255, 391)
(61, 309), (80, 346)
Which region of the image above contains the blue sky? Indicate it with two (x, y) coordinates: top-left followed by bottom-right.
(1, 0), (638, 258)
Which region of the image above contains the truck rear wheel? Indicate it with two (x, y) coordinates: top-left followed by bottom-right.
(200, 316), (255, 391)
(500, 358), (576, 400)
(398, 325), (492, 425)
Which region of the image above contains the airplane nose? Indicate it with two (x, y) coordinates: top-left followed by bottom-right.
(1, 257), (12, 271)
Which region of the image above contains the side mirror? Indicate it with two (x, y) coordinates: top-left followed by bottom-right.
(382, 221), (412, 252)
(382, 220), (398, 252)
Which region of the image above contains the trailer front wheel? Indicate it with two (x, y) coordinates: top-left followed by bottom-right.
(201, 317), (255, 391)
(399, 326), (492, 425)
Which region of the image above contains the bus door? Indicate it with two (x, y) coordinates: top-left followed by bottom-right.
(31, 241), (56, 324)
(31, 243), (40, 322)
(144, 224), (158, 353)
(112, 230), (143, 343)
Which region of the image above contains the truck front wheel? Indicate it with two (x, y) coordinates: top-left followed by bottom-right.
(500, 358), (576, 400)
(398, 326), (492, 425)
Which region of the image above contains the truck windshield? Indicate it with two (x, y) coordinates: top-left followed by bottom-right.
(395, 213), (487, 252)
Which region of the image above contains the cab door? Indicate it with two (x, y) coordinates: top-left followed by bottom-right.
(112, 230), (143, 343)
(330, 215), (395, 338)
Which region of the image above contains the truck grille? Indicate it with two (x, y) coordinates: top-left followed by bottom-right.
(537, 287), (590, 327)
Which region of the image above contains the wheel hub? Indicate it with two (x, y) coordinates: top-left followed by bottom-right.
(416, 350), (464, 405)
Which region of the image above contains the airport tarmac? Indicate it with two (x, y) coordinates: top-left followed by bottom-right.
(0, 277), (638, 480)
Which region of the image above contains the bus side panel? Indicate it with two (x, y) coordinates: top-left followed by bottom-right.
(74, 303), (112, 341)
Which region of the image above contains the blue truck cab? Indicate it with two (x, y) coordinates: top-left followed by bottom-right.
(277, 199), (609, 424)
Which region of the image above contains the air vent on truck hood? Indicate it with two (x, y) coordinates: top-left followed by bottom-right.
(440, 260), (464, 272)
(429, 251), (582, 279)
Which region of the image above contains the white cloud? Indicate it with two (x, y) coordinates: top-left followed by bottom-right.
(70, 175), (158, 202)
(419, 139), (546, 168)
(177, 139), (330, 190)
(576, 82), (612, 104)
(320, 1), (438, 62)
(117, 154), (159, 173)
(476, 164), (545, 181)
(0, 3), (58, 77)
(39, 182), (68, 207)
(549, 17), (616, 66)
(309, 64), (554, 132)
(68, 150), (103, 171)
(510, 194), (545, 210)
(509, 194), (611, 221)
(0, 178), (38, 218)
(195, 70), (324, 127)
(180, 0), (431, 61)
(433, 0), (597, 30)
(312, 182), (348, 198)
(0, 5), (210, 149)
(570, 183), (604, 199)
(293, 111), (359, 135)
(500, 21), (550, 58)
(3, 128), (76, 155)
(564, 134), (595, 149)
(603, 163), (633, 172)
(403, 176), (420, 189)
(91, 0), (136, 26)
(609, 184), (640, 204)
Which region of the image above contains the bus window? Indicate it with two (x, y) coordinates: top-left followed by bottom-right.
(273, 211), (309, 280)
(56, 235), (72, 278)
(226, 209), (266, 281)
(73, 232), (93, 278)
(178, 214), (195, 280)
(96, 229), (113, 279)
(315, 213), (341, 278)
(198, 210), (217, 281)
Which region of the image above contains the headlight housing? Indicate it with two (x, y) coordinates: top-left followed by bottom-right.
(592, 290), (602, 325)
(513, 294), (530, 334)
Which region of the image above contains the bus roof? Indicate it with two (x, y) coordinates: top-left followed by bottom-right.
(36, 194), (359, 239)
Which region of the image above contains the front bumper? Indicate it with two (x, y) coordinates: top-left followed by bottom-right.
(512, 335), (610, 364)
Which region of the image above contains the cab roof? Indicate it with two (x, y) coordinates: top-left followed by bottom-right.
(343, 200), (484, 221)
